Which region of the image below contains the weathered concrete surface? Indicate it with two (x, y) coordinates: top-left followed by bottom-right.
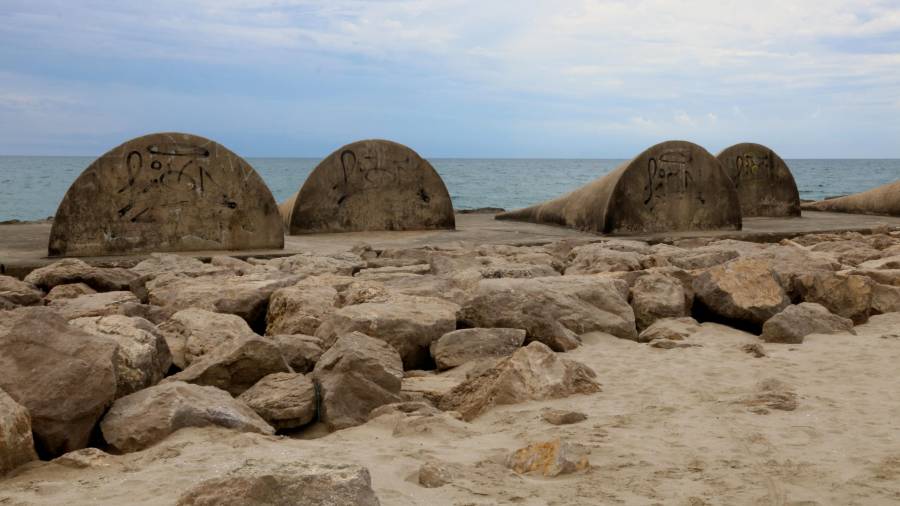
(288, 139), (455, 234)
(802, 180), (900, 217)
(49, 132), (283, 257)
(4, 212), (900, 279)
(716, 143), (800, 217)
(497, 141), (742, 233)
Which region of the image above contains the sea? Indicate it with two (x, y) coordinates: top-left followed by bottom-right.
(1, 157), (898, 222)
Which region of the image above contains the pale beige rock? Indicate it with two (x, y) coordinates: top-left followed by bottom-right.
(131, 253), (226, 278)
(0, 307), (118, 457)
(70, 315), (172, 397)
(760, 303), (855, 344)
(871, 283), (900, 314)
(0, 275), (42, 307)
(859, 255), (900, 270)
(269, 334), (324, 373)
(44, 282), (96, 302)
(100, 381), (274, 453)
(810, 240), (882, 266)
(237, 372), (316, 430)
(312, 332), (403, 430)
(740, 378), (799, 414)
(637, 317), (701, 343)
(167, 336), (291, 396)
(0, 389), (38, 475)
(844, 268), (900, 286)
(264, 251), (365, 277)
(541, 408), (588, 425)
(430, 328), (526, 370)
(459, 276), (637, 350)
(47, 290), (139, 320)
(266, 284), (337, 335)
(630, 272), (689, 331)
(693, 258), (790, 327)
(507, 438), (591, 477)
(565, 244), (644, 274)
(795, 272), (874, 324)
(316, 295), (459, 370)
(158, 307), (258, 369)
(418, 461), (454, 488)
(438, 342), (600, 421)
(24, 258), (139, 292)
(51, 447), (117, 470)
(401, 374), (465, 402)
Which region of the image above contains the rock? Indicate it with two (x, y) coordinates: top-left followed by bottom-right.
(167, 336), (292, 396)
(175, 462), (380, 506)
(541, 409), (588, 425)
(266, 284), (337, 335)
(158, 308), (258, 369)
(844, 268), (900, 286)
(438, 342), (600, 421)
(665, 248), (740, 270)
(312, 332), (403, 430)
(0, 275), (43, 307)
(131, 253), (226, 278)
(315, 296), (459, 370)
(649, 339), (700, 349)
(871, 283), (900, 314)
(0, 307), (118, 457)
(0, 389), (38, 476)
(418, 461), (454, 488)
(288, 139), (455, 234)
(794, 272), (874, 324)
(430, 328), (526, 370)
(147, 272), (300, 327)
(506, 438), (591, 477)
(637, 317), (701, 343)
(741, 378), (799, 414)
(809, 240), (882, 266)
(237, 373), (316, 430)
(565, 244), (644, 274)
(0, 428), (379, 506)
(761, 303), (855, 344)
(24, 258), (139, 292)
(741, 343), (767, 358)
(858, 255), (900, 270)
(716, 143), (800, 217)
(459, 276), (637, 350)
(47, 290), (139, 320)
(630, 272), (689, 331)
(48, 132), (283, 256)
(100, 382), (274, 453)
(401, 374), (465, 402)
(70, 315), (172, 397)
(269, 334), (324, 373)
(264, 252), (365, 277)
(117, 301), (176, 325)
(693, 258), (790, 329)
(44, 282), (96, 302)
(355, 264), (432, 278)
(498, 140), (742, 234)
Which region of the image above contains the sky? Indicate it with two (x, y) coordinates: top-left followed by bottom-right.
(0, 0), (899, 158)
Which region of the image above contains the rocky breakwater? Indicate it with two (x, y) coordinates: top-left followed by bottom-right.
(3, 227), (900, 502)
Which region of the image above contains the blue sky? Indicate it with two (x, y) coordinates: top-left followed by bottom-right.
(1, 0), (898, 158)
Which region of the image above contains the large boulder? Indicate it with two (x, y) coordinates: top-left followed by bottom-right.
(794, 272), (874, 324)
(157, 308), (258, 369)
(693, 258), (790, 329)
(315, 296), (459, 370)
(438, 342), (600, 421)
(809, 240), (882, 266)
(44, 282), (96, 302)
(266, 284), (338, 335)
(47, 291), (140, 320)
(0, 275), (42, 307)
(269, 334), (324, 373)
(166, 336), (292, 396)
(24, 258), (139, 292)
(630, 272), (690, 331)
(0, 307), (118, 457)
(237, 372), (317, 430)
(70, 315), (172, 397)
(312, 332), (403, 431)
(459, 276), (637, 350)
(430, 328), (526, 370)
(100, 381), (274, 453)
(760, 303), (855, 344)
(871, 283), (900, 314)
(565, 244), (644, 274)
(0, 389), (38, 476)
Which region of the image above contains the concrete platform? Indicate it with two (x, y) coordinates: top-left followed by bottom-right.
(2, 211), (900, 279)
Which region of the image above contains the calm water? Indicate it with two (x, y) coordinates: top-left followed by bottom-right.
(0, 157), (898, 221)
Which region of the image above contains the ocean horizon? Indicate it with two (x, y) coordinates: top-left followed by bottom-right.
(2, 156), (899, 222)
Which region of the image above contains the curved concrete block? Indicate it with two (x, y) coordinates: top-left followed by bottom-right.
(288, 140), (455, 234)
(716, 143), (800, 217)
(49, 132), (284, 257)
(802, 180), (900, 217)
(497, 140), (742, 234)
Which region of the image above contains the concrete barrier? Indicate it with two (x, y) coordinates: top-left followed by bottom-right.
(49, 132), (284, 256)
(802, 180), (900, 217)
(496, 140), (742, 234)
(287, 139), (455, 234)
(716, 143), (800, 217)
